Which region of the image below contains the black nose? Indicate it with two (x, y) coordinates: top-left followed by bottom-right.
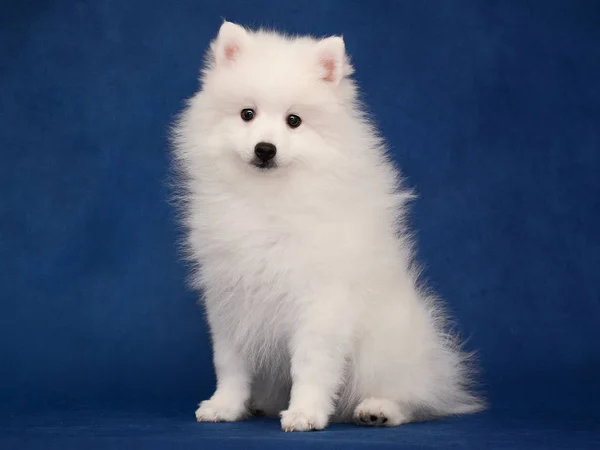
(254, 142), (277, 161)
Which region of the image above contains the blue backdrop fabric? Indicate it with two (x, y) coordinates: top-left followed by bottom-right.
(1, 1), (599, 448)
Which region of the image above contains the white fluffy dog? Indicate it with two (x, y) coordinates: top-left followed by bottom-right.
(173, 22), (483, 432)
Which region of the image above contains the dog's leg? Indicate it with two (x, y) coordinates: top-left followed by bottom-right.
(195, 334), (250, 422)
(280, 286), (353, 432)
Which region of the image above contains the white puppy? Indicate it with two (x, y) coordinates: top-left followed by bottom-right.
(173, 22), (483, 432)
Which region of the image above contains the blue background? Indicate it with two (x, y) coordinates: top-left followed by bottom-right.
(1, 0), (599, 448)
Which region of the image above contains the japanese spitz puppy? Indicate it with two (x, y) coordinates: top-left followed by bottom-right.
(172, 21), (483, 432)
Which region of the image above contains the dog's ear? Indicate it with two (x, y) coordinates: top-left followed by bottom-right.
(316, 36), (354, 85)
(212, 21), (248, 66)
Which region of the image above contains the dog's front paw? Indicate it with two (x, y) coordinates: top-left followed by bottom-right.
(280, 408), (328, 432)
(195, 399), (247, 423)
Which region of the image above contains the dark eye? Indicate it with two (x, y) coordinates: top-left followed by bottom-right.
(286, 114), (302, 129)
(241, 108), (255, 122)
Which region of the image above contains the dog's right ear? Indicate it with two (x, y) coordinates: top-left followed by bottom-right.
(212, 21), (248, 66)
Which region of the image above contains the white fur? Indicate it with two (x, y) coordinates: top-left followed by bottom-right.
(172, 22), (484, 431)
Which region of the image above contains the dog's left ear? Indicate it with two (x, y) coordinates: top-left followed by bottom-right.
(316, 36), (354, 85)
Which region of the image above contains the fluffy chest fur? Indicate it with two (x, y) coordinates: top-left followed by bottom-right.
(189, 177), (378, 357)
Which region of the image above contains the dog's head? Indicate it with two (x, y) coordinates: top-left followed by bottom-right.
(191, 22), (357, 175)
